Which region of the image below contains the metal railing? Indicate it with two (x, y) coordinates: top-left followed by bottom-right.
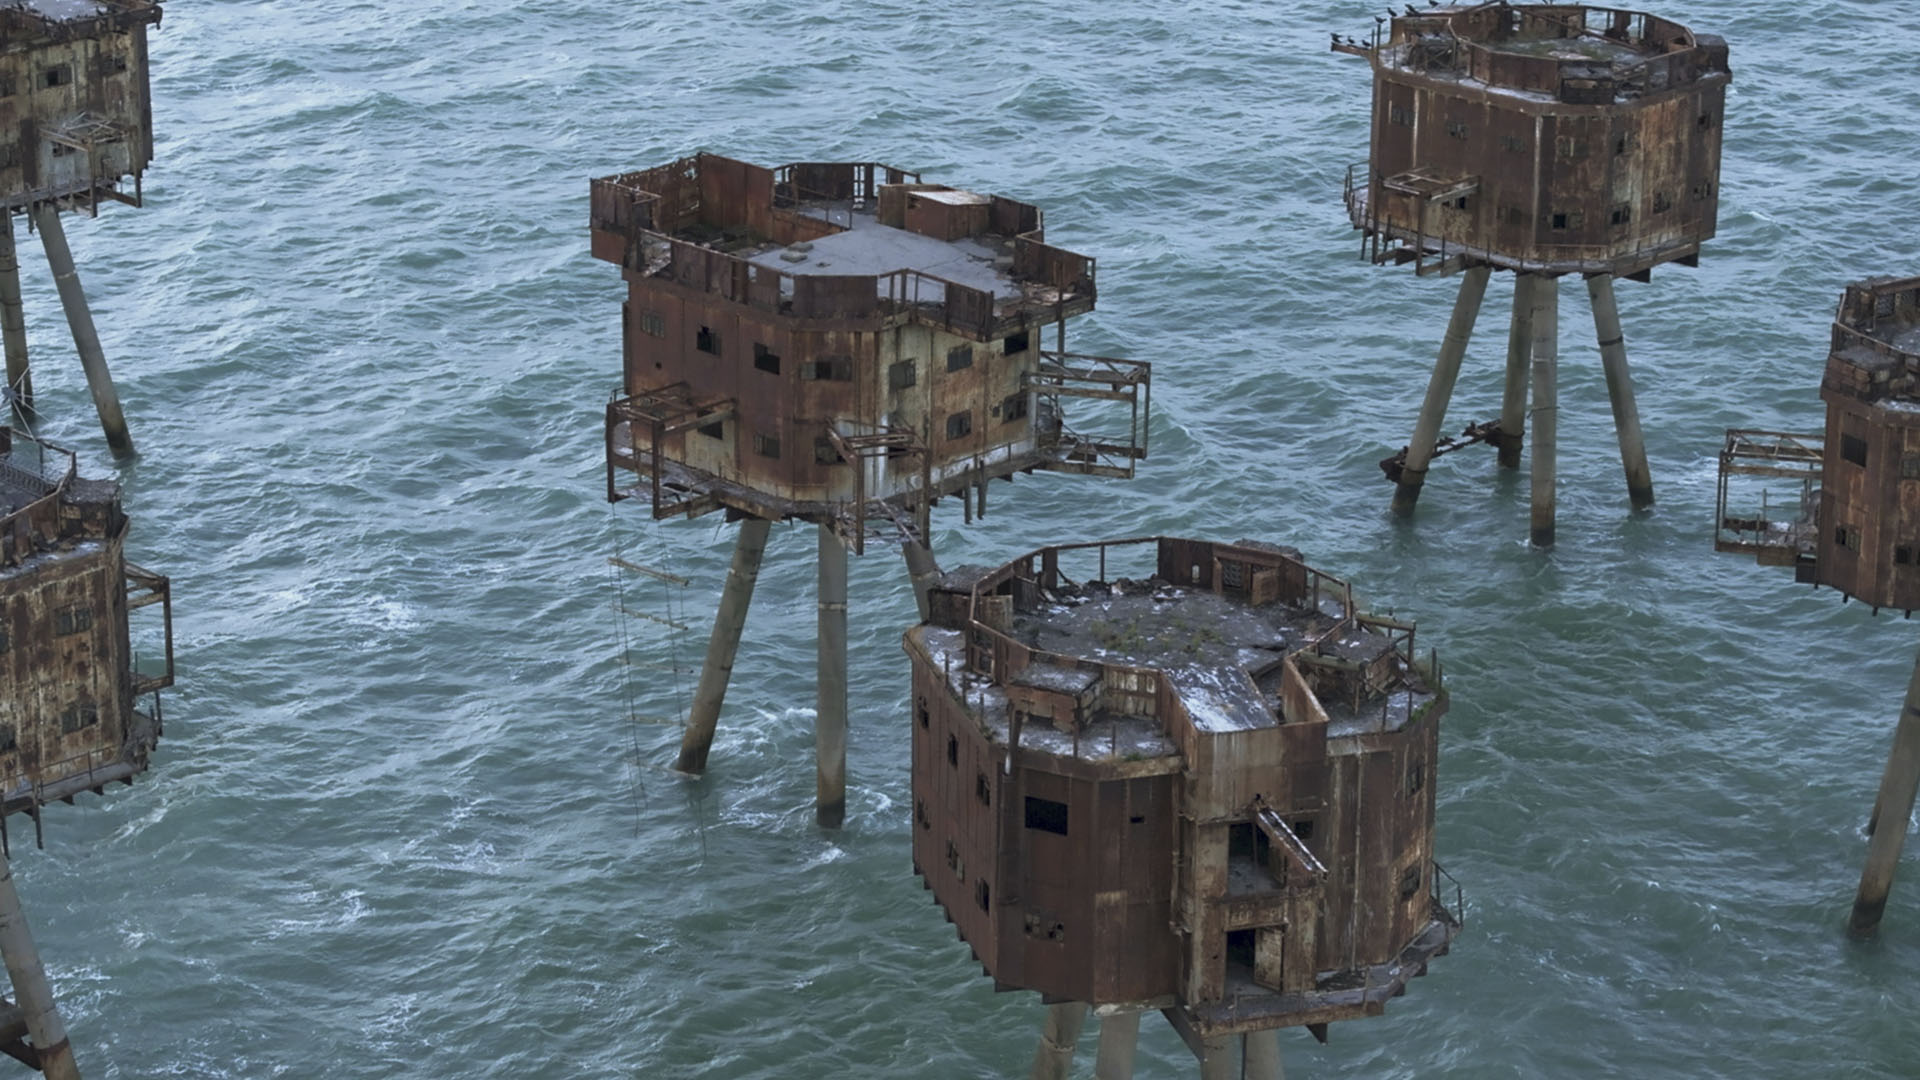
(0, 431), (77, 567)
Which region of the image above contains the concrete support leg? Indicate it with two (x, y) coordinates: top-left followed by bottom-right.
(1093, 1010), (1140, 1080)
(0, 850), (79, 1080)
(1243, 1029), (1286, 1080)
(1028, 1002), (1088, 1080)
(816, 524), (848, 829)
(1498, 272), (1535, 470)
(1528, 275), (1559, 548)
(33, 205), (131, 458)
(902, 539), (941, 622)
(1849, 647), (1920, 937)
(1586, 274), (1654, 509)
(1391, 265), (1492, 516)
(674, 517), (772, 776)
(0, 214), (31, 425)
(1197, 1034), (1240, 1080)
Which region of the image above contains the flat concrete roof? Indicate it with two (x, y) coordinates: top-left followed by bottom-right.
(741, 206), (1014, 299)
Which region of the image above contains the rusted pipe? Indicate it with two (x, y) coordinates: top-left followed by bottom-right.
(674, 517), (771, 775)
(0, 213), (31, 425)
(34, 204), (131, 458)
(1392, 264), (1491, 515)
(1587, 274), (1654, 509)
(902, 539), (941, 621)
(0, 848), (80, 1080)
(1850, 647), (1920, 937)
(1244, 1028), (1286, 1080)
(816, 523), (848, 829)
(1529, 274), (1559, 548)
(1498, 272), (1535, 469)
(1092, 1010), (1139, 1080)
(1028, 1002), (1087, 1080)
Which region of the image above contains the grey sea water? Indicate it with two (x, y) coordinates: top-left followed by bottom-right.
(7, 0), (1919, 1076)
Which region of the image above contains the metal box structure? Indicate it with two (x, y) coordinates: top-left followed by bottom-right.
(1335, 4), (1729, 545)
(1340, 3), (1728, 277)
(1716, 277), (1920, 612)
(588, 153), (1152, 828)
(0, 426), (170, 815)
(904, 537), (1458, 1071)
(589, 153), (1147, 550)
(1715, 275), (1920, 938)
(0, 1), (159, 215)
(0, 1), (163, 459)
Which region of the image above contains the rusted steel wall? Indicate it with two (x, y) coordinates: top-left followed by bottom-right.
(0, 5), (158, 209)
(1814, 277), (1920, 611)
(0, 525), (141, 805)
(911, 538), (1447, 1016)
(1361, 4), (1727, 274)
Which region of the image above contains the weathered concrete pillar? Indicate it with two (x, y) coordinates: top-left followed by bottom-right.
(1392, 264), (1491, 515)
(1092, 1010), (1140, 1080)
(1528, 274), (1559, 548)
(1849, 648), (1920, 937)
(0, 849), (79, 1080)
(1498, 272), (1535, 469)
(0, 213), (31, 424)
(33, 205), (131, 458)
(1028, 1002), (1088, 1080)
(1586, 274), (1654, 509)
(816, 523), (848, 829)
(902, 539), (941, 622)
(1243, 1028), (1286, 1080)
(1197, 1034), (1240, 1080)
(674, 517), (772, 775)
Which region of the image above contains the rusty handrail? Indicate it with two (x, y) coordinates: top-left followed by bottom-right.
(0, 432), (77, 565)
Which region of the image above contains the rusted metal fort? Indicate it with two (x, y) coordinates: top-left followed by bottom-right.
(0, 424), (172, 1078)
(589, 152), (1149, 825)
(1334, 3), (1729, 544)
(1717, 275), (1920, 938)
(0, 0), (162, 454)
(905, 537), (1458, 1078)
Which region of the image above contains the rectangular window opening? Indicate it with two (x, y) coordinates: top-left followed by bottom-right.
(41, 65), (69, 89)
(946, 345), (974, 372)
(1024, 796), (1069, 835)
(752, 343), (780, 374)
(888, 359), (917, 390)
(1842, 434), (1869, 467)
(0, 726), (14, 752)
(813, 437), (843, 465)
(1400, 863), (1424, 899)
(804, 355), (852, 381)
(1001, 393), (1028, 423)
(697, 326), (720, 355)
(1003, 330), (1030, 354)
(752, 432), (781, 459)
(696, 421), (724, 440)
(1897, 546), (1914, 566)
(1551, 212), (1570, 230)
(945, 411), (973, 440)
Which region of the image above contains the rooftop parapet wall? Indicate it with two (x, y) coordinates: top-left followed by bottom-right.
(1365, 4), (1725, 104)
(0, 0), (160, 46)
(938, 537), (1438, 758)
(590, 153), (1096, 341)
(0, 427), (124, 568)
(1825, 276), (1920, 407)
